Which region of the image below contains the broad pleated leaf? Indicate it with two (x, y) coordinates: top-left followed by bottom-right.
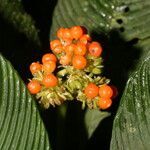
(50, 0), (150, 57)
(0, 54), (51, 150)
(50, 0), (115, 38)
(110, 56), (150, 150)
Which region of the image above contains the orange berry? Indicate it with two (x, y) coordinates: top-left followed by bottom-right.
(79, 34), (92, 45)
(74, 42), (87, 56)
(53, 45), (64, 54)
(99, 85), (113, 99)
(88, 41), (103, 57)
(62, 28), (72, 39)
(97, 97), (112, 110)
(50, 39), (61, 50)
(42, 61), (56, 73)
(62, 38), (72, 46)
(72, 55), (87, 69)
(42, 53), (57, 63)
(84, 83), (99, 99)
(65, 44), (76, 56)
(30, 62), (42, 74)
(71, 26), (83, 40)
(60, 55), (71, 65)
(57, 27), (65, 39)
(27, 80), (41, 94)
(42, 74), (58, 87)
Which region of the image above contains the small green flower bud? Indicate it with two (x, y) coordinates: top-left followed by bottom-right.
(68, 80), (83, 91)
(92, 68), (102, 74)
(57, 69), (68, 77)
(93, 58), (103, 66)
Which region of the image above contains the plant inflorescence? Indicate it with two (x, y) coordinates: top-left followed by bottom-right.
(27, 26), (118, 110)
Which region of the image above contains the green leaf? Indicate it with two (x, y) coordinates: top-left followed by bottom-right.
(0, 54), (51, 150)
(50, 0), (150, 57)
(110, 56), (150, 150)
(50, 0), (114, 37)
(84, 109), (110, 138)
(0, 0), (40, 44)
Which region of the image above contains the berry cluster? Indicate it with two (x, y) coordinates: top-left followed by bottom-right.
(27, 26), (118, 110)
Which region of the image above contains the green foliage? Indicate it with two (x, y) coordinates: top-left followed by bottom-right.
(110, 56), (150, 150)
(50, 0), (115, 38)
(84, 109), (110, 138)
(0, 54), (51, 150)
(50, 0), (150, 60)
